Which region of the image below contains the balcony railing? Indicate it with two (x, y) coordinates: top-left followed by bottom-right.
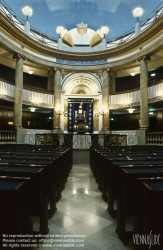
(35, 133), (127, 148)
(1, 1), (163, 51)
(0, 130), (16, 144)
(146, 131), (163, 145)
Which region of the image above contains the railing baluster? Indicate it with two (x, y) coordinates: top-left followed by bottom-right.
(146, 131), (163, 145)
(0, 130), (16, 144)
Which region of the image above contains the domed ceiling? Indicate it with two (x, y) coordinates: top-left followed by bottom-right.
(2, 0), (163, 41)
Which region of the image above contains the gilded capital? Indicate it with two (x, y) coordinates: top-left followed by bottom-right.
(138, 55), (151, 62)
(12, 53), (26, 60)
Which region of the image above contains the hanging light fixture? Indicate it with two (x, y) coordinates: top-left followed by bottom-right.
(30, 107), (36, 112)
(127, 108), (135, 113)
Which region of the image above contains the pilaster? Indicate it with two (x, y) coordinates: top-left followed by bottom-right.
(139, 55), (151, 130)
(53, 68), (61, 130)
(102, 68), (110, 131)
(12, 54), (26, 128)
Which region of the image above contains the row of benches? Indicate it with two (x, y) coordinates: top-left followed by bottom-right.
(90, 145), (163, 250)
(0, 144), (73, 247)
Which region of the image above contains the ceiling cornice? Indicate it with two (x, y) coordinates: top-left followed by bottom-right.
(1, 14), (163, 61)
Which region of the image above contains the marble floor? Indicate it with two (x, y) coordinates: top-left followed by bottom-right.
(35, 164), (134, 250)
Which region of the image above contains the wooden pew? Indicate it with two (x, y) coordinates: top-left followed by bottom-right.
(0, 165), (49, 235)
(89, 146), (163, 217)
(0, 176), (32, 247)
(0, 158), (56, 218)
(116, 165), (163, 245)
(0, 146), (72, 218)
(134, 177), (163, 250)
(107, 159), (163, 218)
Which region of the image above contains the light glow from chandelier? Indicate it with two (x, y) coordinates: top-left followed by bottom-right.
(133, 7), (143, 20)
(100, 26), (109, 35)
(22, 6), (33, 18)
(56, 26), (65, 35)
(127, 108), (135, 113)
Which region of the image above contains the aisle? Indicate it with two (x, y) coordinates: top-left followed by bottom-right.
(36, 164), (133, 250)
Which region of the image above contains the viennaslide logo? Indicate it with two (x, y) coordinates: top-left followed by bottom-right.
(133, 230), (161, 249)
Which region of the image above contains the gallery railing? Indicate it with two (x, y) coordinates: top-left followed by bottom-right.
(0, 130), (16, 144)
(35, 133), (127, 148)
(146, 131), (163, 145)
(1, 1), (163, 51)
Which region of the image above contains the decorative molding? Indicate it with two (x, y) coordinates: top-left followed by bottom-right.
(62, 73), (102, 92)
(92, 72), (102, 83)
(1, 9), (163, 63)
(77, 23), (87, 36)
(137, 55), (151, 62)
(0, 93), (162, 110)
(56, 59), (107, 65)
(68, 98), (94, 103)
(65, 78), (98, 95)
(12, 53), (27, 60)
(61, 29), (74, 47)
(90, 30), (103, 47)
(1, 31), (162, 70)
(0, 94), (53, 108)
(109, 95), (163, 109)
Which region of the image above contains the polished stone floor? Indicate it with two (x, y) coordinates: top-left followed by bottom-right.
(34, 164), (134, 250)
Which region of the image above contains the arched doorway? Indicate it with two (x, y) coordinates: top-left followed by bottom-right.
(61, 73), (102, 133)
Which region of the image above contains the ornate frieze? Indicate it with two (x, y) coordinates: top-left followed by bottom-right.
(0, 93), (162, 109)
(64, 77), (98, 95)
(109, 95), (163, 109)
(0, 94), (53, 108)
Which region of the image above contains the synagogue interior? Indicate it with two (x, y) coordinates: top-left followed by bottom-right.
(0, 0), (163, 249)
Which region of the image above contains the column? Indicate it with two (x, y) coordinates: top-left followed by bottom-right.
(139, 56), (150, 129)
(102, 38), (107, 50)
(93, 99), (99, 132)
(60, 90), (65, 131)
(53, 68), (61, 130)
(135, 20), (141, 36)
(47, 68), (54, 90)
(58, 38), (62, 50)
(13, 54), (24, 128)
(102, 69), (110, 130)
(110, 69), (116, 93)
(24, 19), (30, 36)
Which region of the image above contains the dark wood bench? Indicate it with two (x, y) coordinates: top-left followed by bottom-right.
(116, 165), (163, 245)
(0, 164), (49, 235)
(134, 177), (163, 250)
(0, 176), (32, 247)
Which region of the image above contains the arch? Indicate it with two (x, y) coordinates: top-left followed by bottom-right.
(71, 84), (91, 94)
(62, 73), (102, 95)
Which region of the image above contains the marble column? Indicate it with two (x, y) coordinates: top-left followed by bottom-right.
(139, 56), (150, 129)
(110, 69), (116, 93)
(93, 99), (99, 132)
(47, 68), (54, 90)
(102, 69), (110, 130)
(13, 54), (24, 128)
(53, 68), (61, 130)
